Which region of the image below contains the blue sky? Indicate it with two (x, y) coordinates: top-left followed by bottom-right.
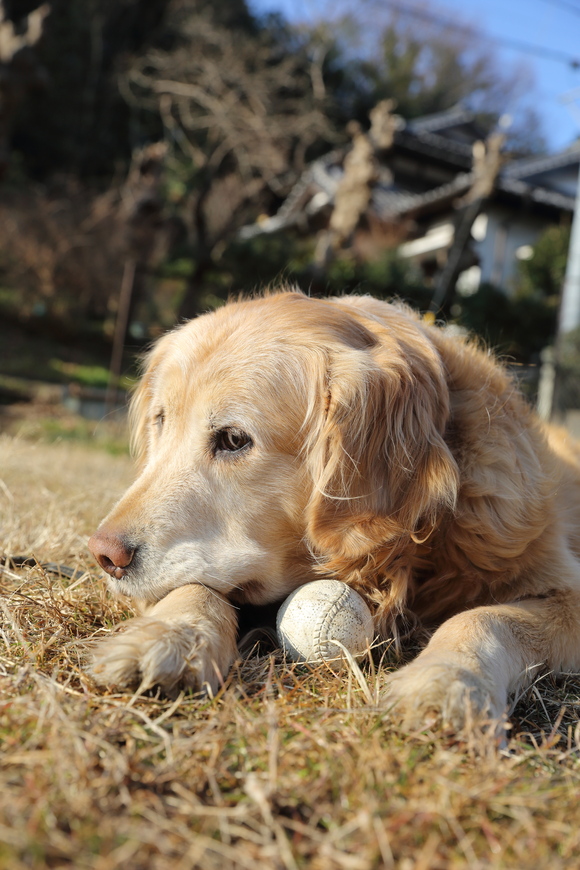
(249, 0), (580, 153)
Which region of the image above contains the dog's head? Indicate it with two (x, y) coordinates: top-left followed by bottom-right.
(89, 291), (458, 609)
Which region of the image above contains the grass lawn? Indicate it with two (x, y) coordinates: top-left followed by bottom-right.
(1, 435), (580, 869)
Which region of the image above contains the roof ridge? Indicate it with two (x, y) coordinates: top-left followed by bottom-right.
(406, 104), (475, 133)
(503, 142), (580, 179)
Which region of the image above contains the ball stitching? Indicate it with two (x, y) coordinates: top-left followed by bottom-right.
(313, 583), (351, 659)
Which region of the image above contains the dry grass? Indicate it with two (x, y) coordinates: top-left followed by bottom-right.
(1, 434), (580, 869)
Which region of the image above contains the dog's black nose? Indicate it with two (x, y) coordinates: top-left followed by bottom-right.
(88, 529), (135, 579)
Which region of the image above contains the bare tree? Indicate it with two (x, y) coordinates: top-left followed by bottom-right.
(106, 141), (169, 406)
(315, 99), (402, 266)
(286, 0), (543, 153)
(123, 5), (335, 317)
(429, 131), (505, 316)
(0, 0), (49, 178)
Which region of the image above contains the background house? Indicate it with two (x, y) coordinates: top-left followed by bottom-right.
(241, 105), (579, 302)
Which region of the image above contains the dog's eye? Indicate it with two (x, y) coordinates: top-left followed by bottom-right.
(214, 427), (253, 454)
(154, 411), (165, 430)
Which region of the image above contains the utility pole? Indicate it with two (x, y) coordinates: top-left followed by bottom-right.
(543, 157), (580, 423)
(538, 89), (580, 421)
(538, 88), (580, 420)
(557, 159), (580, 334)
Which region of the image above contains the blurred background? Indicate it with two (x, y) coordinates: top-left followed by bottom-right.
(1, 0), (580, 449)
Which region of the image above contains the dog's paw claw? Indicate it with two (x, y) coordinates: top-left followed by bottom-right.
(90, 617), (229, 697)
(385, 659), (505, 733)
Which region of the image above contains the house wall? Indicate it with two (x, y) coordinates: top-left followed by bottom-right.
(398, 206), (557, 297)
(472, 204), (554, 293)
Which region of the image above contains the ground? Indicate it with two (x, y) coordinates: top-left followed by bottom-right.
(1, 434), (580, 869)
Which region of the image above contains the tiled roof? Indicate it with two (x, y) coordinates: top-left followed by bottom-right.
(496, 175), (575, 210)
(394, 128), (474, 165)
(238, 110), (578, 239)
(372, 173), (473, 218)
(503, 141), (580, 179)
(405, 104), (477, 133)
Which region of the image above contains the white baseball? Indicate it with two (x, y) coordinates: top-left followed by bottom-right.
(276, 579), (375, 664)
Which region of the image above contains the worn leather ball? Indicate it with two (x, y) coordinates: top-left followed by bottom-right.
(276, 579), (374, 664)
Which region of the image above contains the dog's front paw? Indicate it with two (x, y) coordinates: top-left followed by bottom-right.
(90, 616), (235, 697)
(386, 657), (505, 732)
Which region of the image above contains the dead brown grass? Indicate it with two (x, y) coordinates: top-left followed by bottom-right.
(1, 434), (580, 869)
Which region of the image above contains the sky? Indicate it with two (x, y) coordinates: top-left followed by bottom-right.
(249, 0), (580, 154)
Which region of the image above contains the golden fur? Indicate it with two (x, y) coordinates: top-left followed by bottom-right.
(88, 291), (580, 728)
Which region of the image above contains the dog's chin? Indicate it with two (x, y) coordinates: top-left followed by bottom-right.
(106, 574), (164, 606)
(106, 572), (232, 607)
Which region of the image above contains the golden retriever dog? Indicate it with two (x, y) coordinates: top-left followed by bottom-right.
(88, 290), (580, 729)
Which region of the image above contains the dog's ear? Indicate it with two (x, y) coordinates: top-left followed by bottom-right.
(304, 314), (459, 575)
(129, 361), (156, 469)
(129, 334), (172, 469)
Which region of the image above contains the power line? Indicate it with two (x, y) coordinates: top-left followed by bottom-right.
(383, 0), (580, 69)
